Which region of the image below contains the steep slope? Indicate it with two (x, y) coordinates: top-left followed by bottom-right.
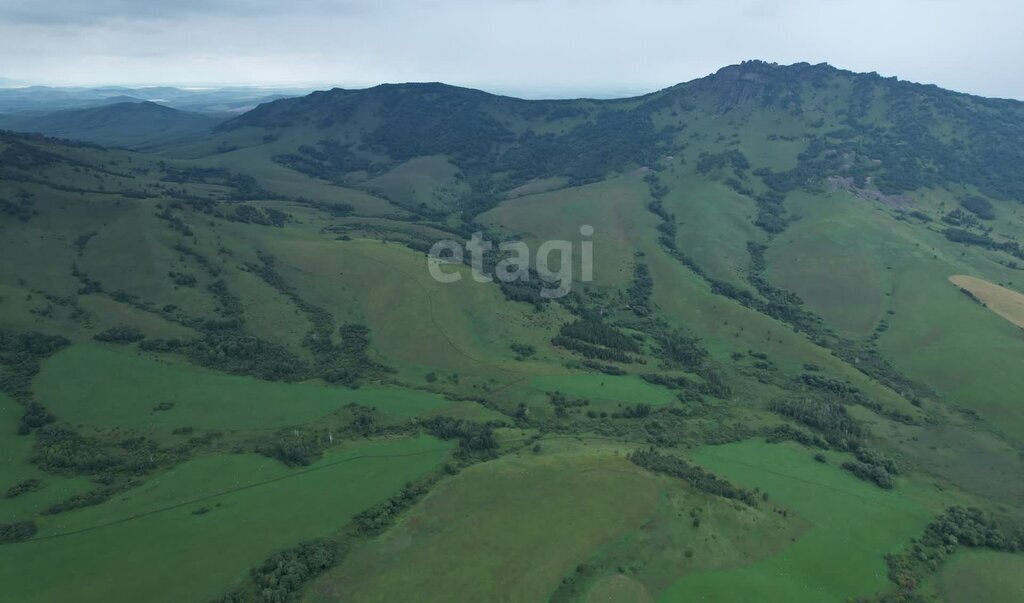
(178, 63), (1024, 445)
(154, 62), (1020, 264)
(191, 59), (1024, 507)
(207, 61), (1024, 206)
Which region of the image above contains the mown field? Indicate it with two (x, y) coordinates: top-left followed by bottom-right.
(950, 274), (1024, 329)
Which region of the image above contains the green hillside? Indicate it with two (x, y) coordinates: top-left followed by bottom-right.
(1, 61), (1023, 602)
(0, 101), (226, 150)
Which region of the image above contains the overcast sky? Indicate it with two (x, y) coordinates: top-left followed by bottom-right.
(0, 0), (1021, 99)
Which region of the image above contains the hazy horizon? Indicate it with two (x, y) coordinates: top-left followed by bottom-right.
(1, 0), (1022, 101)
(4, 59), (1023, 104)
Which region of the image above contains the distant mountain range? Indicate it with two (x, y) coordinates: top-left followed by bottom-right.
(0, 101), (227, 150)
(0, 83), (316, 149)
(0, 83), (312, 114)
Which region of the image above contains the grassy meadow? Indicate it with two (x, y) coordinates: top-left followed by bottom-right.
(0, 436), (451, 603)
(926, 550), (1024, 602)
(660, 440), (930, 602)
(305, 446), (662, 602)
(36, 344), (452, 431)
(3, 62), (1024, 602)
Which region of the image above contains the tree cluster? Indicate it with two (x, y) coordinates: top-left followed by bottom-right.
(884, 507), (1024, 599)
(353, 477), (438, 536)
(959, 196), (995, 220)
(627, 262), (653, 316)
(419, 416), (500, 459)
(93, 326), (144, 344)
(630, 448), (760, 507)
(4, 478), (42, 499)
(0, 329), (70, 402)
(221, 539), (339, 603)
(0, 521), (37, 544)
(654, 329), (708, 370)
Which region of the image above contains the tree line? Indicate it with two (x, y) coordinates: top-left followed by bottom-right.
(630, 448), (761, 507)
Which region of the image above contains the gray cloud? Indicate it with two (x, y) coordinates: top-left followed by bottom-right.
(0, 0), (364, 25)
(0, 0), (1021, 100)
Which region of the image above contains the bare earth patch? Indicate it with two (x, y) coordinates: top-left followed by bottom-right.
(949, 275), (1024, 329)
(828, 175), (914, 209)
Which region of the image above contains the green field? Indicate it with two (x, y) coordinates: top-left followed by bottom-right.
(0, 394), (95, 523)
(927, 550), (1024, 602)
(529, 374), (677, 406)
(362, 155), (468, 211)
(305, 447), (662, 602)
(878, 260), (1024, 442)
(481, 173), (656, 289)
(36, 344), (453, 430)
(766, 190), (894, 336)
(659, 168), (764, 289)
(660, 440), (929, 601)
(0, 436), (451, 603)
(262, 236), (570, 384)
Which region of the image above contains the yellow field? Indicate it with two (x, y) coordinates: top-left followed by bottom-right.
(949, 275), (1024, 329)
